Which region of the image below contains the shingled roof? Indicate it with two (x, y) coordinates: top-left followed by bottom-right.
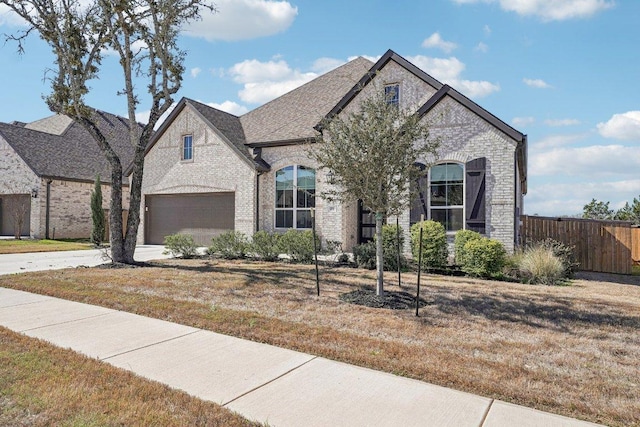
(240, 56), (373, 146)
(0, 110), (140, 183)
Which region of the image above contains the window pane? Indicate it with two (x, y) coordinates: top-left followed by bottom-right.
(276, 189), (293, 208)
(448, 183), (463, 206)
(276, 210), (293, 228)
(430, 184), (447, 206)
(385, 84), (399, 105)
(296, 210), (312, 229)
(430, 164), (447, 183)
(183, 135), (193, 160)
(430, 209), (447, 229)
(297, 166), (315, 189)
(449, 208), (464, 231)
(447, 163), (464, 181)
(276, 166), (294, 191)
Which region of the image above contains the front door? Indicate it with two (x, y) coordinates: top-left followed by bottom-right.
(357, 200), (376, 244)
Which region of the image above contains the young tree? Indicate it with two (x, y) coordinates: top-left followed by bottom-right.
(90, 175), (106, 246)
(1, 0), (214, 263)
(582, 198), (614, 220)
(9, 197), (30, 240)
(312, 87), (439, 296)
(615, 195), (640, 225)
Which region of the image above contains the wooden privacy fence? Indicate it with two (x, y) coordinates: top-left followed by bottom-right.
(520, 215), (638, 275)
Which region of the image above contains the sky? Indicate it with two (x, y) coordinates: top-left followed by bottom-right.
(0, 0), (639, 217)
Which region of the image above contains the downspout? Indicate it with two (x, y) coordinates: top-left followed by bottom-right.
(256, 171), (261, 233)
(45, 179), (52, 239)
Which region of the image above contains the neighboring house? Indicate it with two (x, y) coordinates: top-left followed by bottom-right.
(0, 111), (137, 239)
(140, 49), (527, 252)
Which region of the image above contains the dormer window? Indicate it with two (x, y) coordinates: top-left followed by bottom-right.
(182, 135), (193, 161)
(384, 83), (400, 106)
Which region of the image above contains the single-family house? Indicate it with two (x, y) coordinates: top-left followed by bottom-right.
(0, 111), (137, 239)
(139, 49), (527, 252)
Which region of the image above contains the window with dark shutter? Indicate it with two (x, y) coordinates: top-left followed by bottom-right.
(465, 157), (486, 234)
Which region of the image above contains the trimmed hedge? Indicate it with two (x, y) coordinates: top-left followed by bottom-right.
(276, 229), (319, 263)
(410, 220), (448, 270)
(460, 237), (506, 278)
(250, 230), (281, 261)
(454, 229), (483, 266)
(163, 234), (198, 259)
(207, 231), (249, 259)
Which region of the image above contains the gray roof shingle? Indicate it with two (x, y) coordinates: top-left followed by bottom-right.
(0, 110), (140, 183)
(240, 57), (373, 144)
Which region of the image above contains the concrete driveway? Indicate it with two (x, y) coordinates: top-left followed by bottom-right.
(0, 245), (170, 276)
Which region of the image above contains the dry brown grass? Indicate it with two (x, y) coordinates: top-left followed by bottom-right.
(0, 327), (256, 426)
(1, 259), (639, 427)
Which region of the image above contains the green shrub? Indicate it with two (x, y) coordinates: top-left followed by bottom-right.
(250, 230), (280, 261)
(163, 234), (198, 259)
(410, 220), (448, 270)
(518, 245), (565, 285)
(460, 238), (506, 278)
(454, 229), (483, 265)
(534, 238), (578, 278)
(380, 224), (408, 271)
(352, 241), (377, 270)
(276, 229), (319, 263)
(207, 231), (249, 259)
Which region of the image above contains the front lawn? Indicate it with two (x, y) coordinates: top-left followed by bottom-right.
(0, 327), (255, 426)
(0, 239), (92, 254)
(1, 259), (638, 427)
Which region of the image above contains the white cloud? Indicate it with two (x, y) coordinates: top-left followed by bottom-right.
(532, 133), (586, 149)
(190, 67), (202, 78)
(0, 4), (26, 26)
(422, 32), (458, 53)
(183, 0), (297, 41)
(228, 58), (317, 104)
(483, 24), (492, 36)
(512, 116), (535, 127)
(525, 179), (640, 216)
(597, 111), (640, 141)
(523, 78), (552, 89)
(407, 55), (500, 98)
(475, 42), (489, 53)
(450, 0), (614, 21)
(206, 101), (249, 116)
(530, 144), (640, 177)
(310, 57), (346, 74)
(544, 118), (581, 126)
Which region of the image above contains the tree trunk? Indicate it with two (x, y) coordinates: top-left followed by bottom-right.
(375, 211), (384, 297)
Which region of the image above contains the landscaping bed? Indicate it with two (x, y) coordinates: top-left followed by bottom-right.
(1, 259), (638, 426)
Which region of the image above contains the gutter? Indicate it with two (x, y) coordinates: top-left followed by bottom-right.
(45, 179), (52, 239)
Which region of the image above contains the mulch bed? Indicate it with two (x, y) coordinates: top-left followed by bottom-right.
(339, 288), (427, 310)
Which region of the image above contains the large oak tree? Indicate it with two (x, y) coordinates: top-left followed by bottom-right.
(1, 0), (214, 263)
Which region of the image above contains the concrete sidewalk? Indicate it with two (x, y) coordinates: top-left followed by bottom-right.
(0, 287), (602, 427)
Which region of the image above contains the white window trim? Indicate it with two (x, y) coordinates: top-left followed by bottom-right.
(274, 165), (316, 230)
(384, 82), (401, 106)
(427, 162), (465, 233)
(181, 134), (194, 162)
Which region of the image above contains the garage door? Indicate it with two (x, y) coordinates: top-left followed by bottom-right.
(0, 194), (31, 237)
(145, 193), (235, 246)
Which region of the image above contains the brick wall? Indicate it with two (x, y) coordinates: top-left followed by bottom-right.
(139, 104), (257, 244)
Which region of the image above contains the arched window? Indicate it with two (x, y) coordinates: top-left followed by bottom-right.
(410, 162), (464, 231)
(275, 165), (316, 229)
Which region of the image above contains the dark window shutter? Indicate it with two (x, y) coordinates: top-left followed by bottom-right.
(465, 157), (486, 234)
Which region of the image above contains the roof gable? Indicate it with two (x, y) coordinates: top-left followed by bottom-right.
(240, 57), (373, 145)
(144, 98), (268, 172)
(0, 111), (140, 183)
(320, 49), (525, 144)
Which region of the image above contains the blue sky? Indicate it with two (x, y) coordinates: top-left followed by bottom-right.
(1, 0), (639, 216)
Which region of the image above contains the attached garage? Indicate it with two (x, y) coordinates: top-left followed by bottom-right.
(145, 193), (235, 246)
(0, 194), (31, 237)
